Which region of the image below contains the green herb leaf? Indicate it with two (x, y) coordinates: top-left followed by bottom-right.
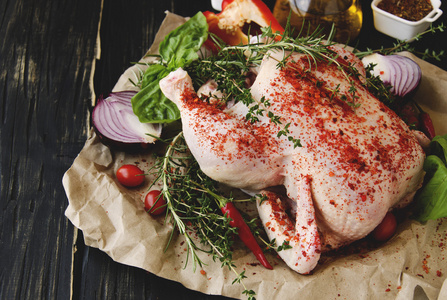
(413, 135), (447, 222)
(159, 12), (208, 69)
(140, 63), (168, 87)
(131, 77), (180, 123)
(431, 134), (447, 164)
(131, 12), (207, 123)
(277, 240), (292, 252)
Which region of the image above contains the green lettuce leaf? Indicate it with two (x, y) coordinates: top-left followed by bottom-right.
(413, 135), (447, 222)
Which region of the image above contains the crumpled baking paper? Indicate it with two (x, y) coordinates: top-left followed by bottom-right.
(63, 12), (447, 300)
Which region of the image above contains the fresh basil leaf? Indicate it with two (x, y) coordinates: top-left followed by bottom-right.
(430, 134), (447, 165)
(132, 64), (179, 123)
(131, 12), (207, 124)
(141, 63), (169, 88)
(132, 79), (180, 124)
(414, 156), (447, 222)
(413, 135), (447, 222)
(159, 12), (208, 68)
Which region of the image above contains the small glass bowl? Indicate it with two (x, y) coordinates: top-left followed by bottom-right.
(372, 0), (443, 40)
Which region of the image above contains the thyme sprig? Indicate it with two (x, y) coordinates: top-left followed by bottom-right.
(363, 64), (397, 108)
(149, 132), (258, 299)
(355, 23), (446, 60)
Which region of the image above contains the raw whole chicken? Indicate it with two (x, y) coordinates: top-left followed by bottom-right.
(159, 46), (426, 274)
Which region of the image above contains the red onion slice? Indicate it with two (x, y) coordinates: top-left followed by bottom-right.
(92, 91), (162, 145)
(362, 54), (422, 98)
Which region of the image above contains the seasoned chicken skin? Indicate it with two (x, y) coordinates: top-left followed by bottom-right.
(159, 46), (425, 274)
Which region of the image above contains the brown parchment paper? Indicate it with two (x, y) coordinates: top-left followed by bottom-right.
(63, 12), (447, 300)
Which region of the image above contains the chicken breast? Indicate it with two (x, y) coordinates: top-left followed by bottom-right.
(159, 46), (425, 274)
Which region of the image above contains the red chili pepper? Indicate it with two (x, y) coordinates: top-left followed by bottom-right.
(413, 102), (436, 140)
(220, 202), (273, 269)
(204, 0), (284, 50)
(398, 102), (420, 129)
(419, 112), (436, 140)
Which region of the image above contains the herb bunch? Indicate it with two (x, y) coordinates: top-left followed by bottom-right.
(149, 132), (259, 299)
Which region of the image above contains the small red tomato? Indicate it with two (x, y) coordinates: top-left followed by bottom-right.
(144, 190), (166, 216)
(116, 164), (145, 187)
(372, 212), (397, 242)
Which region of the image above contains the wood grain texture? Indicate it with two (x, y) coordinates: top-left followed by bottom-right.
(0, 0), (101, 299)
(1, 0), (445, 299)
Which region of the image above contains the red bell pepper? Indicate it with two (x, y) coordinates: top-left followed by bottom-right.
(203, 10), (249, 49)
(204, 0), (284, 50)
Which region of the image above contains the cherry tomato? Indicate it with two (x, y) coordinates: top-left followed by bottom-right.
(144, 190), (166, 216)
(372, 212), (397, 242)
(116, 164), (145, 187)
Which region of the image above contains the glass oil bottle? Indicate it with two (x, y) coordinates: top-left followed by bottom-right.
(273, 0), (363, 43)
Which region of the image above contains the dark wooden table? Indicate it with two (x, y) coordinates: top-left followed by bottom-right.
(1, 0), (446, 299)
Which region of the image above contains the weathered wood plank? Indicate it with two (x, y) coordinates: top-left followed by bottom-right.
(0, 0), (101, 298)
